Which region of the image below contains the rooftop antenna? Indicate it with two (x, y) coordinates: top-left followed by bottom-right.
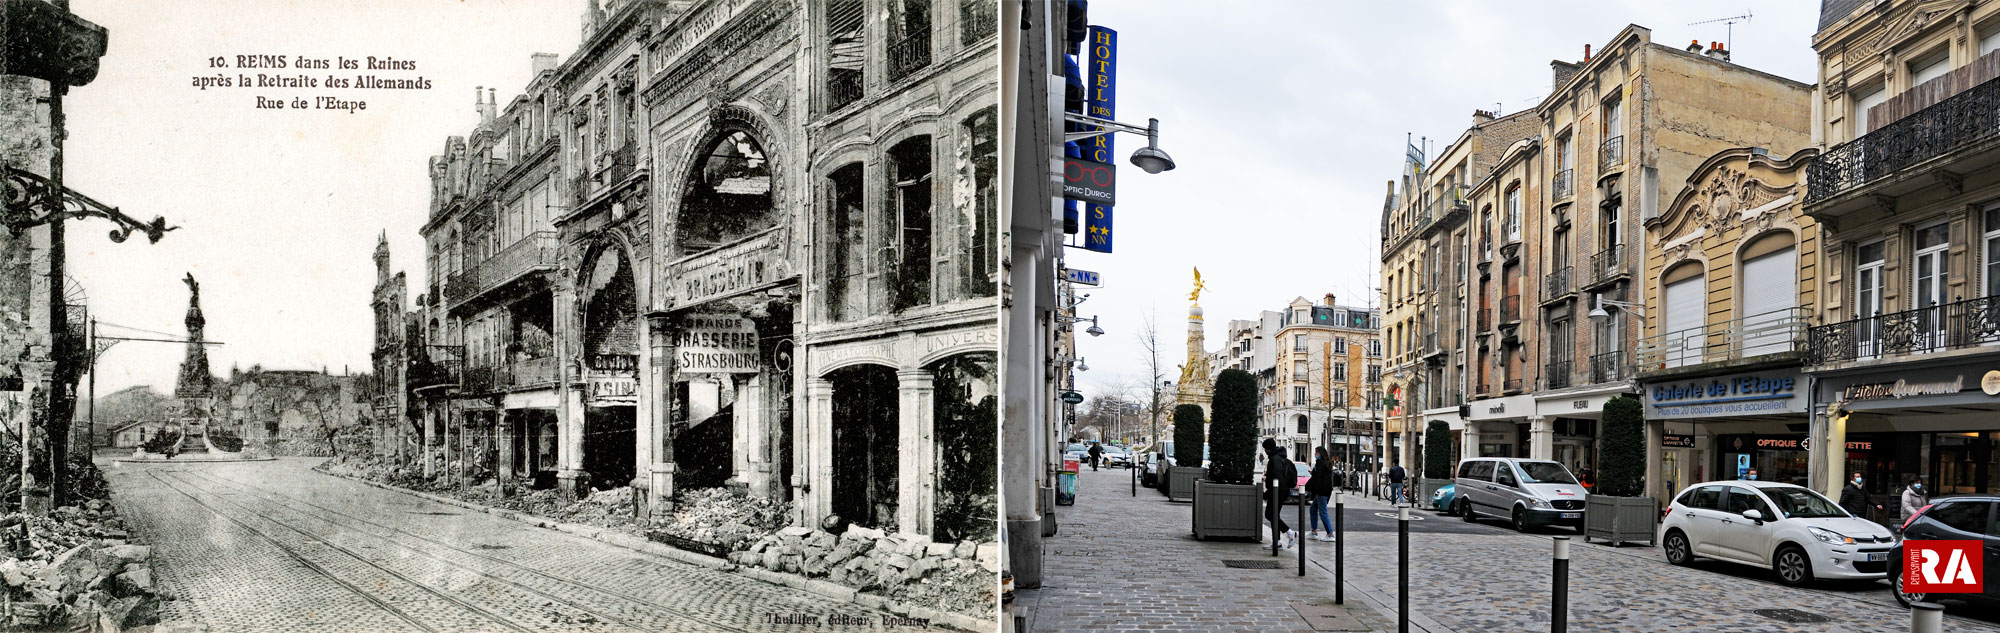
(1689, 10), (1753, 52)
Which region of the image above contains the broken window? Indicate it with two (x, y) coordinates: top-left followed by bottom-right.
(887, 0), (932, 80)
(961, 108), (998, 298)
(824, 163), (867, 321)
(890, 136), (934, 312)
(826, 0), (865, 110)
(679, 130), (775, 253)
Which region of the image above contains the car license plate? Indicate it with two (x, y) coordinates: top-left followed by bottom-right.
(1866, 552), (1888, 562)
(1560, 512), (1581, 519)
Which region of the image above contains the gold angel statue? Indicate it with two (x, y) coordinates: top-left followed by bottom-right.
(1189, 267), (1206, 303)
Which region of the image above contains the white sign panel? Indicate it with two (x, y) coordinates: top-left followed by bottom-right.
(677, 313), (760, 373)
(1064, 268), (1101, 286)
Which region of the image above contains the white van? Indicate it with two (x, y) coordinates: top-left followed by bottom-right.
(1453, 458), (1588, 532)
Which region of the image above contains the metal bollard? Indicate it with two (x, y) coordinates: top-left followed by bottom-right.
(1398, 505), (1409, 633)
(1131, 464), (1137, 497)
(1911, 602), (1943, 633)
(1552, 536), (1570, 633)
(1297, 489), (1306, 576)
(1334, 491), (1344, 605)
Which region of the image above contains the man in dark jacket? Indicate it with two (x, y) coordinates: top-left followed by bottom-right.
(1087, 443), (1102, 471)
(1388, 461), (1407, 505)
(1839, 472), (1883, 521)
(1305, 448), (1335, 541)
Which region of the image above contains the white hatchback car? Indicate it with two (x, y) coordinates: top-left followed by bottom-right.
(1660, 481), (1896, 587)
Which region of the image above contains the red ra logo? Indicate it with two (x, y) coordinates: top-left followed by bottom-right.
(1904, 541), (1984, 593)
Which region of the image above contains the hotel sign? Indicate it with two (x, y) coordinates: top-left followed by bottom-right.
(677, 313), (759, 374)
(665, 228), (792, 309)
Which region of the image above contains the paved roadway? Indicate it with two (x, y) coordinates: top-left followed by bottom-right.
(1020, 467), (2000, 632)
(101, 458), (912, 633)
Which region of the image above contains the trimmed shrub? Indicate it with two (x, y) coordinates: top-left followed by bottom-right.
(140, 429), (180, 456)
(1599, 395), (1646, 497)
(1207, 369), (1258, 485)
(1424, 419), (1453, 480)
(1171, 405), (1205, 467)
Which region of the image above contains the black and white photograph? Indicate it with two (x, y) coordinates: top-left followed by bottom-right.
(2, 0), (999, 631)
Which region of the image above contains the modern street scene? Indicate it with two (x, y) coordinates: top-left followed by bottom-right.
(1004, 1), (2000, 631)
(5, 0), (999, 631)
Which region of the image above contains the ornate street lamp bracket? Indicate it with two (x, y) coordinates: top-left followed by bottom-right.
(3, 166), (177, 243)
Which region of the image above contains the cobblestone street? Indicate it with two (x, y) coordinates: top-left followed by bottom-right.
(101, 458), (916, 633)
(1017, 468), (2000, 633)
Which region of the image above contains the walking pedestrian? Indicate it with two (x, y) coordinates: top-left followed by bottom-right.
(1087, 443), (1102, 472)
(1305, 447), (1335, 541)
(1387, 460), (1407, 505)
(1262, 438), (1298, 550)
(1839, 472), (1883, 522)
(1899, 475), (1928, 530)
(1578, 467), (1596, 493)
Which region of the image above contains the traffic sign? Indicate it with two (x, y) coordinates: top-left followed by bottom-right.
(1064, 268), (1101, 286)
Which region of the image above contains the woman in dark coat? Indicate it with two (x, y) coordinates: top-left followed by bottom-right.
(1305, 447), (1335, 541)
(1263, 438), (1297, 549)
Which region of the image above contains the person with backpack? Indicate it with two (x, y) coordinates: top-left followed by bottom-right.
(1305, 447), (1336, 542)
(1262, 438), (1298, 550)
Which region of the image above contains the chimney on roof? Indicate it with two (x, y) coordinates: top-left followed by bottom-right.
(1584, 44), (1592, 62)
(1705, 41), (1731, 63)
(475, 86), (495, 123)
(531, 52), (558, 75)
(1473, 109), (1496, 125)
(1688, 39), (1704, 53)
(1324, 294), (1337, 307)
(1551, 60), (1581, 89)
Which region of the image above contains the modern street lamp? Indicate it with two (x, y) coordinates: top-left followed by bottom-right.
(1064, 114), (1177, 174)
(1587, 294), (1645, 322)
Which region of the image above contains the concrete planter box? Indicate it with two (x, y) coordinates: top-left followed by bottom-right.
(1165, 466), (1206, 503)
(1584, 495), (1658, 547)
(1418, 478), (1450, 505)
(1191, 480), (1264, 540)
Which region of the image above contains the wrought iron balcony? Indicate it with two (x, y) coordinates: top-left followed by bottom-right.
(1553, 168), (1575, 202)
(1807, 295), (2000, 366)
(887, 29), (932, 81)
(1589, 351), (1627, 383)
(959, 0), (996, 45)
(1808, 72), (2000, 205)
(444, 231), (558, 308)
(1637, 307), (1808, 374)
(1545, 266), (1573, 301)
(1600, 136), (1624, 175)
(1545, 360), (1573, 389)
(1504, 377), (1524, 393)
(1501, 294), (1521, 324)
(1477, 307), (1492, 332)
(828, 69), (863, 111)
(500, 356), (559, 388)
(1588, 244), (1626, 287)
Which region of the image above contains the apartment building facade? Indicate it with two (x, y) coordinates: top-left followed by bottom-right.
(1803, 0), (2000, 499)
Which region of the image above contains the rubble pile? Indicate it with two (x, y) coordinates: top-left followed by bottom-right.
(646, 488), (789, 553)
(728, 526), (999, 618)
(490, 487), (637, 531)
(0, 502), (161, 632)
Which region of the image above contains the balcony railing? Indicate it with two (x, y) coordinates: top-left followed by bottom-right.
(1636, 307), (1809, 372)
(1589, 351), (1627, 383)
(1477, 307), (1492, 332)
(887, 29), (932, 81)
(1422, 331), (1438, 355)
(1589, 244), (1625, 286)
(1545, 360), (1574, 389)
(501, 356), (559, 388)
(1553, 168), (1575, 202)
(1809, 71), (2000, 204)
(1501, 294), (1521, 323)
(959, 0), (996, 45)
(1545, 266), (1573, 299)
(1600, 136), (1624, 175)
(444, 231), (558, 306)
(828, 69), (863, 111)
(1504, 377), (1524, 393)
(1807, 295), (2000, 366)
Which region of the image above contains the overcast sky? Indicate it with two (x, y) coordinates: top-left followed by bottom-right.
(1070, 1), (1821, 400)
(62, 0), (585, 396)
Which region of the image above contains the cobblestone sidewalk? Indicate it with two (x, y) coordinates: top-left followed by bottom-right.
(1012, 468), (1394, 633)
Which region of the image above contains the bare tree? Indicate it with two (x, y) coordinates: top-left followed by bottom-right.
(1136, 309), (1168, 448)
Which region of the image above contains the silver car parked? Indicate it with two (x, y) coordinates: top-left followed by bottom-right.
(1453, 458), (1588, 532)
